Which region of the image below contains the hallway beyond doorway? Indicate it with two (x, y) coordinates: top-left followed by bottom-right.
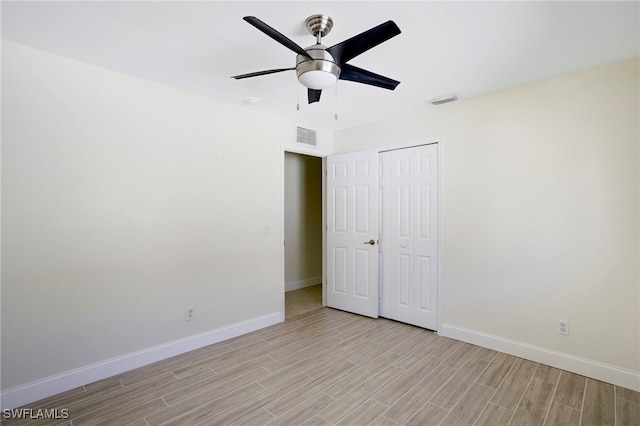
(285, 284), (322, 319)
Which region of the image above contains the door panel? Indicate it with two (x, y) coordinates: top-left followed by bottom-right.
(354, 248), (371, 297)
(418, 184), (432, 238)
(399, 254), (411, 306)
(332, 247), (348, 293)
(333, 187), (347, 232)
(355, 186), (370, 233)
(327, 150), (379, 318)
(417, 255), (431, 310)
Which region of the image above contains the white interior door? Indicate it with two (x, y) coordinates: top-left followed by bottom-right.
(326, 150), (379, 318)
(383, 144), (438, 330)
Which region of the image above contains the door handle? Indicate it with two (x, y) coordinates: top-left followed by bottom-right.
(363, 239), (376, 246)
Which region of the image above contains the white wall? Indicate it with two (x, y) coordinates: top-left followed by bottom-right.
(334, 58), (640, 378)
(1, 41), (291, 396)
(284, 153), (323, 291)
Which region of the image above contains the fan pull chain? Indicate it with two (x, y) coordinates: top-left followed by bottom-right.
(296, 81), (300, 111)
(334, 82), (339, 120)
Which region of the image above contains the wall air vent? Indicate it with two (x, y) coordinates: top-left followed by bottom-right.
(427, 93), (461, 106)
(296, 126), (318, 147)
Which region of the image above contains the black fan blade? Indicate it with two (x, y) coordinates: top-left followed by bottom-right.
(327, 20), (400, 65)
(339, 64), (400, 90)
(308, 89), (322, 104)
(231, 67), (295, 80)
(244, 16), (312, 59)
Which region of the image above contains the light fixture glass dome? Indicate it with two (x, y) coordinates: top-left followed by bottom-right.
(298, 70), (339, 90)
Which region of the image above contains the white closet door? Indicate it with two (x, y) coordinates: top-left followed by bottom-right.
(386, 144), (438, 329)
(326, 150), (379, 318)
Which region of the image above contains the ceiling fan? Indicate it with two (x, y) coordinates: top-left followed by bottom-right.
(231, 14), (401, 104)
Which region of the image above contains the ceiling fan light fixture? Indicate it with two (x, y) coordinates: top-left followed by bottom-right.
(296, 47), (341, 90)
(298, 69), (339, 90)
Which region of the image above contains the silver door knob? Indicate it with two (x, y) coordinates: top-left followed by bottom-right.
(363, 239), (376, 245)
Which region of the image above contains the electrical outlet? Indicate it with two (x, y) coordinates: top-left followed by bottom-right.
(558, 320), (569, 336)
(185, 307), (195, 321)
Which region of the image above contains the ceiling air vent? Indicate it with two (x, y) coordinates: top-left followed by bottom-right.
(427, 93), (461, 106)
(296, 126), (318, 147)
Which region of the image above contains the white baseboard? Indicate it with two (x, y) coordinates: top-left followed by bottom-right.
(1, 312), (283, 410)
(285, 276), (321, 292)
(440, 323), (640, 392)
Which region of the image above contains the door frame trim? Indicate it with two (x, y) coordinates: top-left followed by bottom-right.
(282, 148), (328, 321)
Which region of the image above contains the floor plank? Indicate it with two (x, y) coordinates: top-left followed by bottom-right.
(581, 378), (616, 426)
(490, 357), (538, 411)
(545, 402), (581, 426)
(439, 382), (495, 425)
(474, 402), (514, 426)
(554, 371), (586, 411)
(428, 357), (490, 410)
(616, 394), (640, 426)
(383, 364), (455, 424)
(510, 377), (555, 425)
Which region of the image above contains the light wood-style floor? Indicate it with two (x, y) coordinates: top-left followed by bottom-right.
(285, 284), (323, 319)
(4, 307), (639, 426)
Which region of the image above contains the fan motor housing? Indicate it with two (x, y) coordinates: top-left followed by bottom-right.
(296, 45), (341, 90)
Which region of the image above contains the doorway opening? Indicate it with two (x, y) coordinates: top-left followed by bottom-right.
(284, 151), (323, 319)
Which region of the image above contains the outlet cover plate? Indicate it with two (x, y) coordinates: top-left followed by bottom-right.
(558, 319), (569, 335)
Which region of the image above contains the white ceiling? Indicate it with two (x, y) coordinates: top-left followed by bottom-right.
(2, 1), (639, 131)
